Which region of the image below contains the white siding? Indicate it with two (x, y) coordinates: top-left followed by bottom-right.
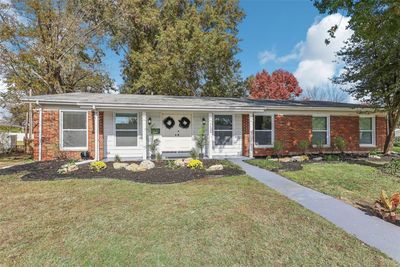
(212, 114), (242, 157)
(103, 110), (243, 159)
(104, 111), (143, 160)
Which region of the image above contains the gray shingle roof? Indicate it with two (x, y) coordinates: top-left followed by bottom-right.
(23, 92), (371, 111)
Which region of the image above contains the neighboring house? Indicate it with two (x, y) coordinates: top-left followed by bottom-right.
(23, 93), (387, 161)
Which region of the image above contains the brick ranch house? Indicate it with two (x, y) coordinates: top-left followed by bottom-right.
(23, 93), (387, 161)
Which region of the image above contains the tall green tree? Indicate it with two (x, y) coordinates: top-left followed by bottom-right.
(91, 0), (245, 97)
(0, 0), (113, 124)
(313, 0), (400, 153)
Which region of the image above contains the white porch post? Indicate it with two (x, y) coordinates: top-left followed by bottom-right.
(94, 111), (99, 161)
(142, 111), (147, 159)
(38, 107), (42, 161)
(208, 113), (213, 159)
(249, 113), (254, 158)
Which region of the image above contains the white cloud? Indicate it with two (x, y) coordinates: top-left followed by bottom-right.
(294, 14), (352, 89)
(294, 59), (336, 89)
(258, 50), (277, 65)
(258, 14), (353, 100)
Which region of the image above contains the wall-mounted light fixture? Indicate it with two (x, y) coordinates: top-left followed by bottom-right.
(202, 118), (206, 125)
(148, 117), (152, 125)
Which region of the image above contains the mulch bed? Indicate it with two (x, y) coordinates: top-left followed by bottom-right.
(0, 159), (244, 184)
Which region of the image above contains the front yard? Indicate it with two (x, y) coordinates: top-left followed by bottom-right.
(0, 170), (396, 265)
(247, 157), (400, 221)
(282, 162), (400, 206)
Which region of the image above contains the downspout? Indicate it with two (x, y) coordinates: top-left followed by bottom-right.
(38, 103), (42, 161)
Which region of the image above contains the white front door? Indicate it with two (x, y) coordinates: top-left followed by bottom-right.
(160, 114), (193, 151)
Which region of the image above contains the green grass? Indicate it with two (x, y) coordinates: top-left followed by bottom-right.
(0, 154), (32, 168)
(0, 172), (396, 266)
(392, 146), (400, 153)
(282, 162), (400, 205)
(245, 159), (282, 170)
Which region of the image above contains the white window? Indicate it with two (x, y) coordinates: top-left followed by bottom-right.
(115, 113), (138, 147)
(360, 116), (376, 146)
(254, 115), (273, 147)
(312, 116), (330, 146)
(60, 111), (88, 150)
(214, 115), (233, 146)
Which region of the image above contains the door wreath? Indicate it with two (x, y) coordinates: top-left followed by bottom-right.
(163, 116), (175, 129)
(179, 117), (191, 129)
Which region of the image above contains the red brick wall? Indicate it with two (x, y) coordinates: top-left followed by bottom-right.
(33, 109), (104, 161)
(243, 114), (387, 157)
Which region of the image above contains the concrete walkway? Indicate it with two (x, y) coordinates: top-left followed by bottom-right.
(230, 158), (400, 263)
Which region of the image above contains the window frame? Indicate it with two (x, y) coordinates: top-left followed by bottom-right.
(213, 114), (234, 147)
(114, 112), (139, 148)
(254, 113), (274, 148)
(311, 115), (330, 148)
(59, 110), (88, 151)
(359, 115), (376, 147)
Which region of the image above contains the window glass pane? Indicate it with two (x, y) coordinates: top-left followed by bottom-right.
(255, 116), (272, 130)
(312, 117), (327, 130)
(255, 131), (272, 146)
(116, 131), (138, 146)
(360, 132), (372, 144)
(116, 113), (137, 130)
(312, 132), (327, 145)
(63, 112), (86, 129)
(215, 115), (232, 130)
(215, 131), (232, 146)
(63, 131), (86, 147)
(360, 117), (372, 131)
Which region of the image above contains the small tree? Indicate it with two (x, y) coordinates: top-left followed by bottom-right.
(298, 139), (310, 155)
(195, 125), (207, 159)
(148, 124), (160, 159)
(273, 140), (284, 160)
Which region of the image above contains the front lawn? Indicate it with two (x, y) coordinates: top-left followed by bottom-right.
(0, 172), (395, 265)
(244, 158), (282, 170)
(281, 162), (400, 205)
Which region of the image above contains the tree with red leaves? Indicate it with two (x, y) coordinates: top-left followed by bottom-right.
(250, 69), (302, 100)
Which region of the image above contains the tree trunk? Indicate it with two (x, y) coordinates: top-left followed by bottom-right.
(384, 111), (400, 154)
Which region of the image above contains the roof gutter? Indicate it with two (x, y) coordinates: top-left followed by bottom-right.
(21, 98), (382, 113)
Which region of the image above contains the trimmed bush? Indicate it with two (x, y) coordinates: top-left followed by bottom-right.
(187, 159), (203, 169)
(90, 161), (107, 172)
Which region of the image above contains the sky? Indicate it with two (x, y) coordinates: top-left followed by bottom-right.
(104, 0), (353, 96)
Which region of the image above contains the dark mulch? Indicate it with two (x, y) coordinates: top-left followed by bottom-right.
(0, 159), (244, 184)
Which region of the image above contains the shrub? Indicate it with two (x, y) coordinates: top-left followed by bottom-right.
(148, 138), (160, 159)
(273, 140), (284, 157)
(165, 160), (178, 169)
(156, 152), (162, 162)
(90, 161), (107, 172)
(333, 136), (347, 152)
(187, 159), (203, 169)
(394, 137), (400, 147)
(297, 139), (310, 154)
(115, 154), (121, 162)
(373, 190), (400, 222)
(195, 125), (207, 157)
(315, 140), (324, 153)
(190, 148), (199, 159)
(323, 154), (340, 161)
(369, 148), (381, 156)
(382, 159), (400, 176)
